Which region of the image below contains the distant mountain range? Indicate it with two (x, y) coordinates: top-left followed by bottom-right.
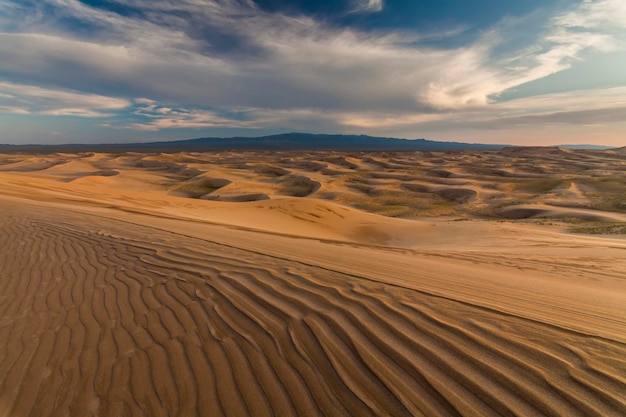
(140, 133), (509, 151)
(0, 133), (615, 153)
(1, 133), (505, 153)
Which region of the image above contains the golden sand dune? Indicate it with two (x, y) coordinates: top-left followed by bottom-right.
(1, 149), (625, 416)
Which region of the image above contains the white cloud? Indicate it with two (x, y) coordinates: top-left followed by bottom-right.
(496, 86), (626, 115)
(0, 105), (29, 114)
(387, 86), (626, 133)
(0, 82), (129, 109)
(508, 0), (625, 79)
(0, 32), (135, 78)
(127, 101), (248, 131)
(420, 0), (626, 110)
(556, 0), (626, 31)
(135, 98), (156, 105)
(351, 0), (383, 13)
(0, 81), (131, 116)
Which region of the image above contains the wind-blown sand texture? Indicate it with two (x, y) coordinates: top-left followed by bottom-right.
(0, 148), (625, 417)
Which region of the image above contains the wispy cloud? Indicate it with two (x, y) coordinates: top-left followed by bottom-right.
(384, 86), (626, 135)
(128, 106), (245, 131)
(351, 0), (383, 13)
(556, 0), (626, 31)
(340, 112), (444, 129)
(0, 81), (131, 117)
(498, 86), (626, 114)
(420, 0), (626, 110)
(0, 106), (29, 115)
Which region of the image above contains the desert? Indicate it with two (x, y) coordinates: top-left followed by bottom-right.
(0, 147), (625, 416)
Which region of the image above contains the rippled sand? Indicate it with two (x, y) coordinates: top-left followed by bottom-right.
(1, 148), (625, 416)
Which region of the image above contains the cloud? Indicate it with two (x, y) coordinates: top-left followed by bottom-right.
(498, 86), (626, 114)
(0, 0), (624, 144)
(125, 100), (354, 132)
(0, 105), (29, 115)
(478, 107), (626, 129)
(419, 0), (626, 110)
(1, 3), (427, 112)
(0, 81), (131, 117)
(556, 0), (626, 31)
(126, 100), (251, 131)
(351, 0), (383, 13)
(503, 0), (626, 82)
(340, 113), (444, 129)
(387, 86), (626, 132)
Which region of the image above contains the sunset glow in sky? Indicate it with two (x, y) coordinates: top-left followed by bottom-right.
(1, 0), (625, 146)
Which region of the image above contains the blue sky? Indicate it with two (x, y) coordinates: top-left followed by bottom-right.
(0, 0), (625, 145)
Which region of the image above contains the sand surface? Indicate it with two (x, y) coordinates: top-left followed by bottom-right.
(0, 149), (625, 416)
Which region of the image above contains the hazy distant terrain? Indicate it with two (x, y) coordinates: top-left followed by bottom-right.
(1, 147), (625, 416)
(0, 133), (507, 153)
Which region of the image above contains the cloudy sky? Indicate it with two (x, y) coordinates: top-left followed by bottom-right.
(1, 0), (625, 146)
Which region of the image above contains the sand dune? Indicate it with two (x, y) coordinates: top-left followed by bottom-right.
(1, 149), (625, 416)
(499, 204), (626, 222)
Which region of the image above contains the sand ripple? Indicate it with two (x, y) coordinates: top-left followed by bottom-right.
(1, 200), (625, 416)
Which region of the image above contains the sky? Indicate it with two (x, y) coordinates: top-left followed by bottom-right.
(0, 0), (625, 146)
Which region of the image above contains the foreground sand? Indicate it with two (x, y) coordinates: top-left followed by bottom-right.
(0, 149), (625, 416)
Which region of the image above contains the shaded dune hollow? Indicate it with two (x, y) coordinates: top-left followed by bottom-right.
(277, 175), (321, 197)
(206, 192), (270, 202)
(0, 200), (625, 417)
(170, 177), (232, 199)
(435, 188), (478, 203)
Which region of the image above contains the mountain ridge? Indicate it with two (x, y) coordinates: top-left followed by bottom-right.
(0, 132), (615, 153)
(0, 132), (506, 153)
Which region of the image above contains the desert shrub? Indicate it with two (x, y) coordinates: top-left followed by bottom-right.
(569, 223), (626, 235)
